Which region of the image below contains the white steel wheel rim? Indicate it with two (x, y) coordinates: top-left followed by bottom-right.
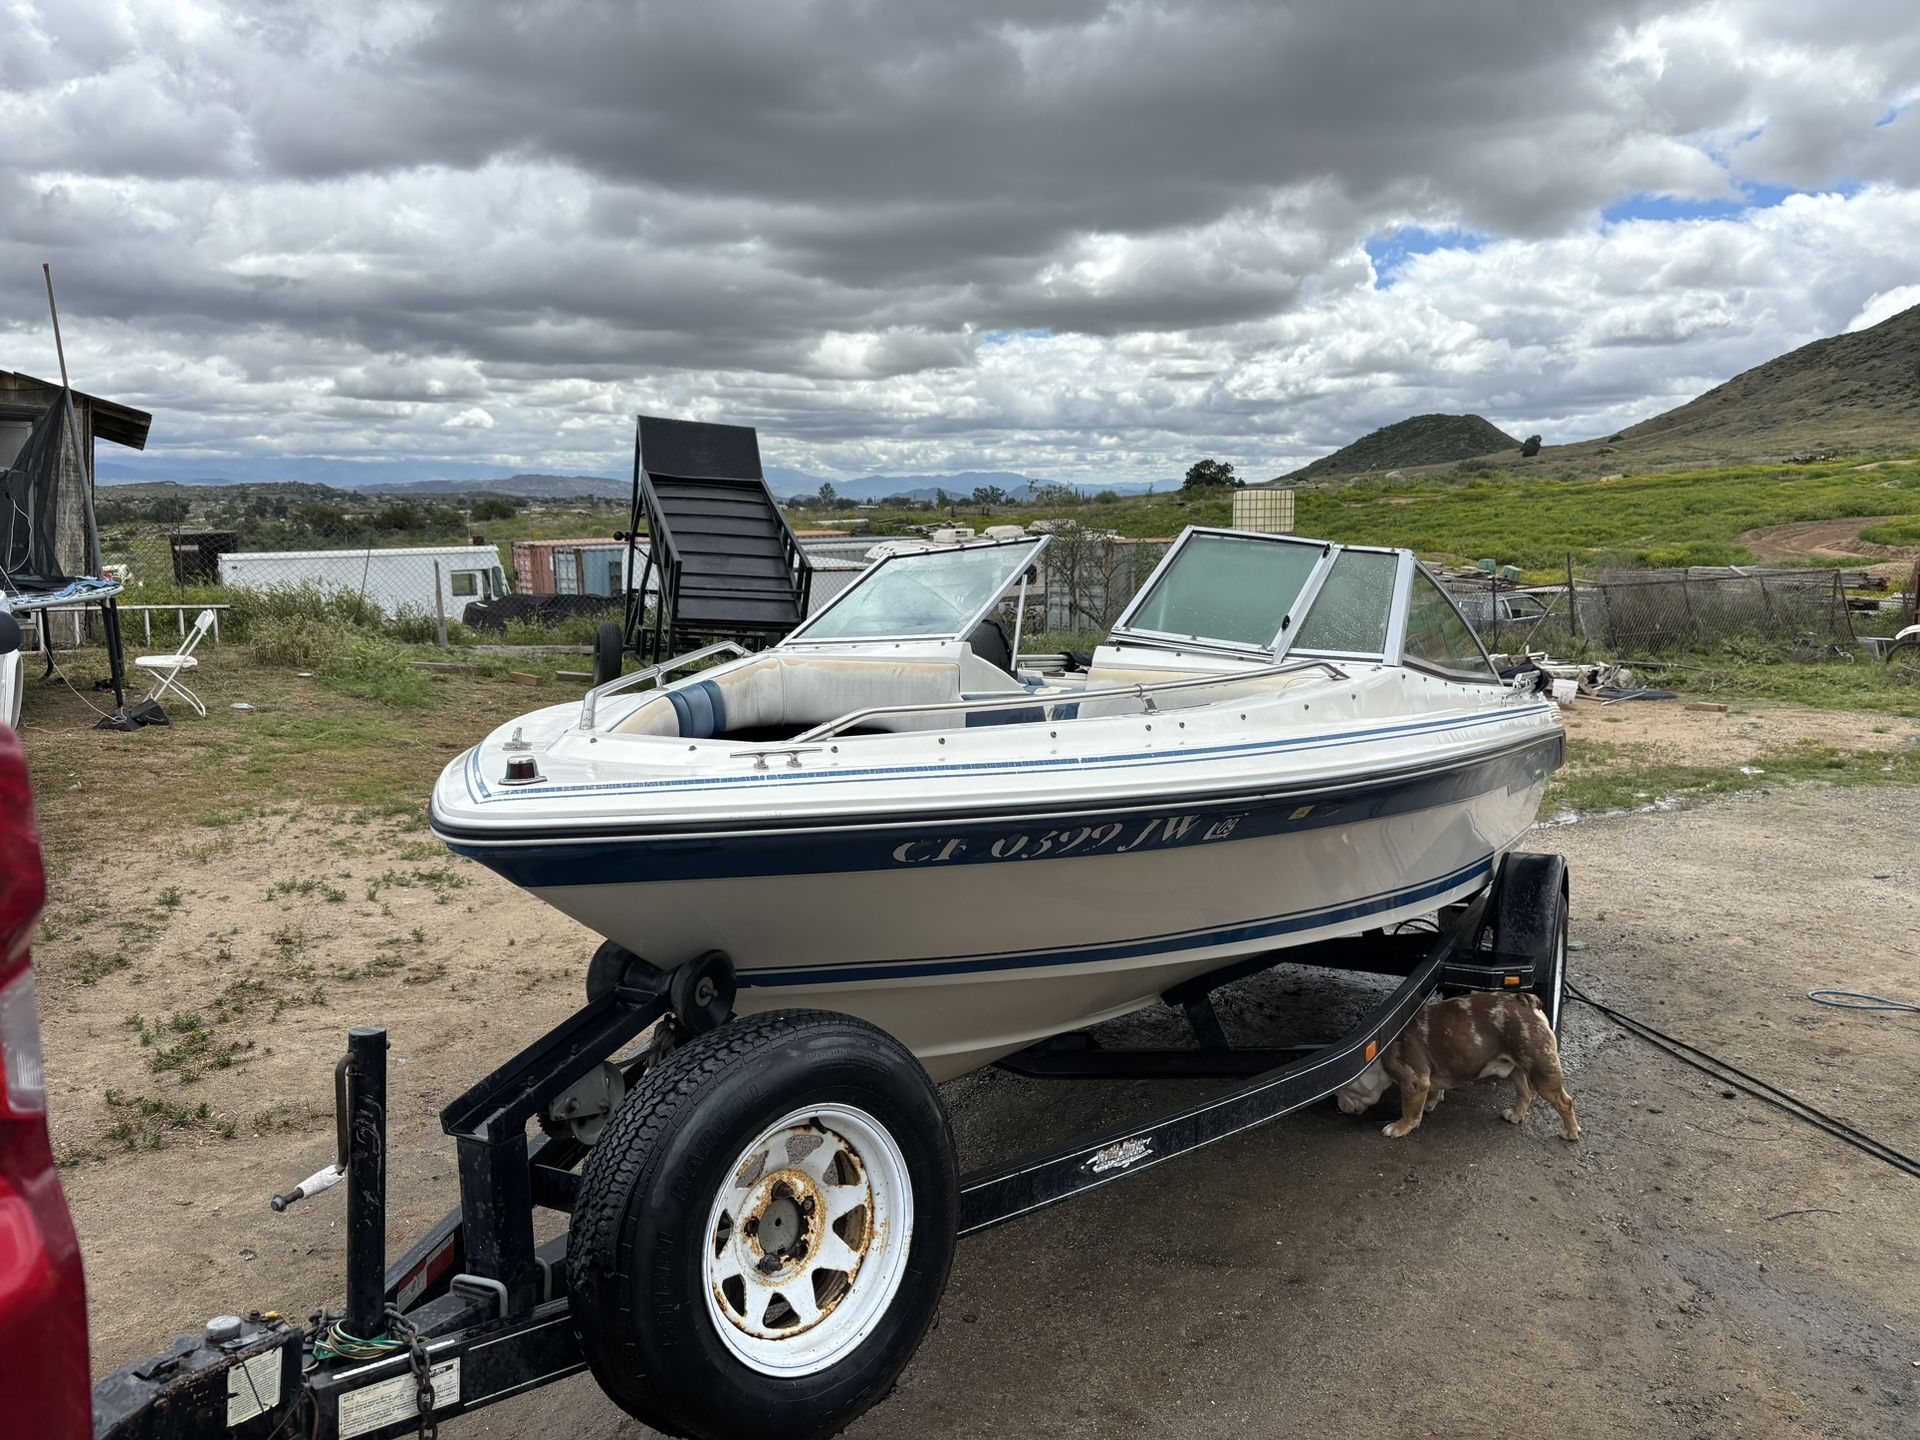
(701, 1103), (914, 1377)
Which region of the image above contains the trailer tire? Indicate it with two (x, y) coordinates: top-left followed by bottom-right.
(593, 622), (624, 687)
(1887, 637), (1920, 681)
(567, 1011), (956, 1440)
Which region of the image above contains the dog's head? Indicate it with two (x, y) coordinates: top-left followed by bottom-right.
(1335, 1059), (1394, 1114)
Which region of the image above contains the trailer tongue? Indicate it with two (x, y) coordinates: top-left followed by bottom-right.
(89, 856), (1568, 1440)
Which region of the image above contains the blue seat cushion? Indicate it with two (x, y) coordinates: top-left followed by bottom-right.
(666, 678), (728, 738)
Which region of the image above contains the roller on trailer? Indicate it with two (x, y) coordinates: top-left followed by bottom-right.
(90, 853), (1568, 1440)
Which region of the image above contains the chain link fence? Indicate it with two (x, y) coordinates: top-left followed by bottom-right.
(1450, 565), (1858, 655)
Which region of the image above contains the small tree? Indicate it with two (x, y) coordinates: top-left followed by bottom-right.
(817, 482), (839, 507)
(1182, 459), (1241, 491)
(971, 485), (1007, 508)
(472, 497), (519, 521)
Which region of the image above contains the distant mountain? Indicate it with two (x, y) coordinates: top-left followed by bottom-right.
(365, 472), (625, 499)
(1282, 414), (1522, 481)
(767, 470), (1161, 501)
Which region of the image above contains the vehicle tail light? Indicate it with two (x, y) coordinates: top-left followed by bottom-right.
(0, 968), (47, 1114)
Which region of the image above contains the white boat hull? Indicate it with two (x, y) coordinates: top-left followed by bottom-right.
(446, 724), (1556, 1080)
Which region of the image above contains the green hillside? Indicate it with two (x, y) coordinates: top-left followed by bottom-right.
(1283, 413), (1520, 481)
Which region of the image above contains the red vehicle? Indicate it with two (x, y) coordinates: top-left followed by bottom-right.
(0, 725), (91, 1437)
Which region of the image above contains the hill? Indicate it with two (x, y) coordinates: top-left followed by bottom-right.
(1590, 302), (1920, 465)
(1282, 414), (1521, 481)
(368, 472), (624, 499)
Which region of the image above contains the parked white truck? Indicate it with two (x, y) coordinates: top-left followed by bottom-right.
(216, 544), (511, 619)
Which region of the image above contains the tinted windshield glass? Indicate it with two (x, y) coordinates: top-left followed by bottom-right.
(1403, 568), (1498, 681)
(793, 540), (1042, 641)
(1292, 548), (1398, 654)
(1122, 533), (1323, 649)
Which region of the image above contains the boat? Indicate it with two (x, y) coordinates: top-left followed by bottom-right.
(429, 524), (1564, 1081)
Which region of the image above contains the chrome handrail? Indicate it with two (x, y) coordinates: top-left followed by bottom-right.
(579, 641), (749, 732)
(780, 659), (1349, 747)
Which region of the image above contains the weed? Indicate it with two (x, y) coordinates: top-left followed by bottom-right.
(158, 886), (184, 910)
(76, 950), (131, 985)
(1548, 738), (1920, 815)
(331, 950), (407, 982)
(103, 1088), (238, 1148)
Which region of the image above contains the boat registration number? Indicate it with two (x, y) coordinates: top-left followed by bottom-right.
(892, 810), (1249, 866)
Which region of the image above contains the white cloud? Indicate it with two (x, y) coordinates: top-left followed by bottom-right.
(2, 0), (1916, 483)
(1847, 285), (1920, 333)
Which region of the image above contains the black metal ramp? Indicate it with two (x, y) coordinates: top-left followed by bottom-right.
(630, 416), (813, 658)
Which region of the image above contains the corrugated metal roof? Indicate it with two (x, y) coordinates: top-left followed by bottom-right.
(0, 371), (152, 450)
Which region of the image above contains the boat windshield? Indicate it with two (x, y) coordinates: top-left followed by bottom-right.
(1116, 531), (1326, 650)
(787, 538), (1047, 643)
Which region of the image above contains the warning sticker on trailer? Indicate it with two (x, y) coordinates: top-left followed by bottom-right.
(225, 1346), (283, 1426)
(338, 1359), (461, 1438)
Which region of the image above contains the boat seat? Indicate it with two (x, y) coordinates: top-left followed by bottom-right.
(665, 678), (728, 739)
(613, 654), (966, 740)
(965, 617), (1013, 673)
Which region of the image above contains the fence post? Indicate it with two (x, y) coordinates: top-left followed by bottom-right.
(1565, 553), (1582, 646)
(432, 561), (449, 648)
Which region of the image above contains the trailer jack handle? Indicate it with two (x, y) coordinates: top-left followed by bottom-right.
(268, 1051), (356, 1212)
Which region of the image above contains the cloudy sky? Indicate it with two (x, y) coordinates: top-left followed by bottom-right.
(4, 0), (1918, 484)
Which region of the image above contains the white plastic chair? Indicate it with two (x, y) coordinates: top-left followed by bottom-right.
(133, 609), (215, 717)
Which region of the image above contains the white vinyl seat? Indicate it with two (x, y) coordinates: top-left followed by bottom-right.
(133, 609), (216, 717)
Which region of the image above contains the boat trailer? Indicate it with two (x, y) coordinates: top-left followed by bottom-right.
(90, 853), (1568, 1440)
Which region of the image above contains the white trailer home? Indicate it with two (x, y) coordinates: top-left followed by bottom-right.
(216, 544), (510, 619)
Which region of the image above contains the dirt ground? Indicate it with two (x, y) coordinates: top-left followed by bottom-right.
(1734, 516), (1918, 565)
(1560, 693), (1920, 767)
(36, 720), (1920, 1437)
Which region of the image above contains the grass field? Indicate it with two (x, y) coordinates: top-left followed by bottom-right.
(890, 454), (1920, 573)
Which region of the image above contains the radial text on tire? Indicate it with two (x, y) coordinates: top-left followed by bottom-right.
(566, 1010), (958, 1440)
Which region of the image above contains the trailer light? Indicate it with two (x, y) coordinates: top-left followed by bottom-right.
(1364, 1041), (1376, 1063)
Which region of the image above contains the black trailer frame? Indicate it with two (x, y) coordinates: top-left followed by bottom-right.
(91, 854), (1566, 1440)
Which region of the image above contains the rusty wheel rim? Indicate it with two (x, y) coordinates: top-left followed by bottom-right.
(702, 1103), (913, 1376)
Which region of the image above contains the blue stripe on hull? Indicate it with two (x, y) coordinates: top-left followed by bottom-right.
(741, 855), (1498, 988)
(446, 735), (1559, 888)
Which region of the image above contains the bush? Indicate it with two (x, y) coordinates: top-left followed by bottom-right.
(249, 615), (431, 706)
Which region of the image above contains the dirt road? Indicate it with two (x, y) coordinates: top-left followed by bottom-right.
(44, 782), (1920, 1438)
(1734, 516), (1917, 564)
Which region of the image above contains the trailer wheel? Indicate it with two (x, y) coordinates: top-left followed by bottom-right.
(593, 622), (624, 687)
(567, 1011), (956, 1440)
(1887, 637), (1920, 681)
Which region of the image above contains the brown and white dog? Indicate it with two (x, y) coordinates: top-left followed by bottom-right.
(1335, 991), (1579, 1141)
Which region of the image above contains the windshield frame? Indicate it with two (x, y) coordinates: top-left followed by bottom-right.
(1108, 527), (1338, 659)
(778, 535), (1051, 647)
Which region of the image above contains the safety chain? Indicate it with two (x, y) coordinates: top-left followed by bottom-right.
(384, 1305), (439, 1440)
